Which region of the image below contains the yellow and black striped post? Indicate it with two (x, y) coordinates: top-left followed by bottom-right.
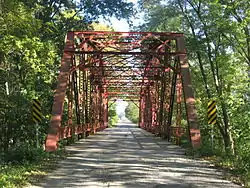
(208, 100), (217, 125)
(32, 99), (42, 148)
(32, 99), (42, 123)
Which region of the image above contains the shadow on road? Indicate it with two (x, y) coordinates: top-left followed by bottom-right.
(27, 119), (241, 188)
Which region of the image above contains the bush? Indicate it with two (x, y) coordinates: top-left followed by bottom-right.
(125, 102), (139, 123)
(0, 148), (67, 188)
(109, 115), (119, 127)
(108, 102), (118, 127)
(3, 147), (48, 164)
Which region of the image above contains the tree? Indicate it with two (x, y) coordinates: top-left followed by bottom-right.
(0, 0), (135, 156)
(125, 102), (139, 123)
(108, 102), (119, 126)
(137, 0), (250, 181)
(0, 0), (135, 185)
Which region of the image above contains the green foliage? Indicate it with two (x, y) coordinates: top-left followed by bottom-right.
(108, 102), (118, 126)
(2, 147), (47, 165)
(125, 102), (139, 123)
(0, 2), (57, 153)
(0, 0), (134, 149)
(110, 115), (119, 127)
(0, 148), (66, 188)
(78, 0), (134, 21)
(137, 0), (250, 185)
(0, 0), (134, 185)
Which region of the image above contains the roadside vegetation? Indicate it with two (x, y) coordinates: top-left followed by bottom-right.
(108, 102), (119, 127)
(0, 148), (66, 188)
(125, 102), (139, 124)
(0, 0), (133, 187)
(0, 0), (249, 187)
(137, 0), (250, 186)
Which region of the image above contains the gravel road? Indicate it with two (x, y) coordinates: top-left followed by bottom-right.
(27, 119), (241, 188)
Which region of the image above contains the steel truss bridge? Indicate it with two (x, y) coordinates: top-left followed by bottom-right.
(45, 31), (201, 151)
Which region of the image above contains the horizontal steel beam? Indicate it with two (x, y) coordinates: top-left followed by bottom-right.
(86, 66), (170, 69)
(74, 31), (184, 37)
(106, 85), (142, 88)
(66, 50), (186, 56)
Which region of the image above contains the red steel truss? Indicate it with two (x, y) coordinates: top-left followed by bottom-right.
(45, 31), (201, 151)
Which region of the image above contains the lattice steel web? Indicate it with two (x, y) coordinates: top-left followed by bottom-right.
(45, 31), (201, 151)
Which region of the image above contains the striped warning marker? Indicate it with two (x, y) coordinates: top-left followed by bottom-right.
(32, 99), (42, 123)
(208, 100), (216, 125)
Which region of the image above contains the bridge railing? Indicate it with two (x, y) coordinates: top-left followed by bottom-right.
(57, 123), (107, 141)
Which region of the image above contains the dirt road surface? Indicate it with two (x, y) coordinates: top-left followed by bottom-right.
(27, 120), (241, 188)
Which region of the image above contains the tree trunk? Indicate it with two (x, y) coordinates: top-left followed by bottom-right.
(180, 0), (235, 155)
(221, 102), (235, 154)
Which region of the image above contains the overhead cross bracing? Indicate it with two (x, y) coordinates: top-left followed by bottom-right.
(45, 31), (201, 151)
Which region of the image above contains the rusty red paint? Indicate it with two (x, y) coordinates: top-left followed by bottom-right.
(45, 31), (201, 151)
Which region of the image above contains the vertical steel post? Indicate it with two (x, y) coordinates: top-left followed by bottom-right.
(155, 81), (160, 135)
(46, 31), (201, 151)
(176, 37), (201, 149)
(166, 62), (177, 141)
(72, 56), (80, 126)
(140, 92), (145, 128)
(46, 32), (74, 151)
(139, 95), (143, 128)
(68, 67), (73, 138)
(103, 79), (108, 128)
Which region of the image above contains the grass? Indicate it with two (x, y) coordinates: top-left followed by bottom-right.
(184, 146), (249, 187)
(0, 149), (67, 188)
(209, 156), (250, 188)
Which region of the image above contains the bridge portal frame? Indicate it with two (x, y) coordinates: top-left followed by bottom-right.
(45, 31), (201, 151)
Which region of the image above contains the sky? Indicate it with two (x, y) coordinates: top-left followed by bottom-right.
(116, 99), (128, 116)
(102, 0), (141, 116)
(71, 1), (140, 117)
(108, 18), (130, 31)
(113, 1), (142, 115)
(100, 0), (142, 32)
(87, 0), (140, 116)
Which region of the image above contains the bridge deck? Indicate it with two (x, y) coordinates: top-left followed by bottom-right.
(28, 119), (240, 188)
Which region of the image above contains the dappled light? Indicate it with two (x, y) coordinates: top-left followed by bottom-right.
(46, 31), (201, 151)
(28, 120), (240, 187)
(1, 0), (249, 187)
